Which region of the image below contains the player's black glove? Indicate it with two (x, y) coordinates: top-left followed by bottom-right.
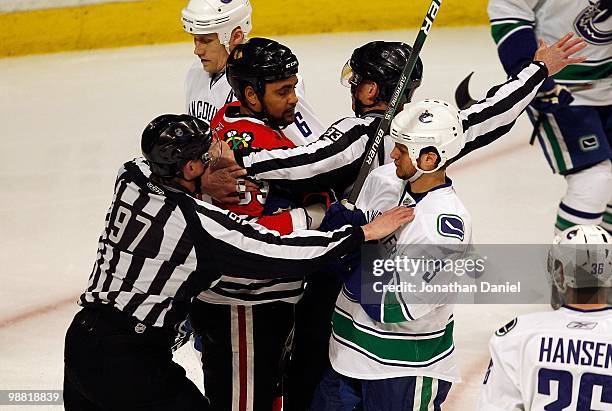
(319, 201), (367, 232)
(262, 194), (297, 216)
(319, 202), (367, 279)
(530, 79), (573, 113)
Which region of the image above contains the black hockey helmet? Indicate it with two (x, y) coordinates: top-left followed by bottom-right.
(226, 37), (299, 103)
(141, 114), (213, 178)
(341, 41), (423, 104)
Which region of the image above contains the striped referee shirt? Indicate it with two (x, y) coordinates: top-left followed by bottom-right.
(237, 62), (549, 190)
(79, 158), (364, 330)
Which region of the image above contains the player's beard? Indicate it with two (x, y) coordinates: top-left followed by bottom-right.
(268, 105), (296, 129)
(281, 105), (297, 125)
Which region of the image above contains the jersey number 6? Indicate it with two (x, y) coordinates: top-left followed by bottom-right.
(294, 112), (312, 137)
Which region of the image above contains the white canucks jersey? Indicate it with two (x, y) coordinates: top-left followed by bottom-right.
(329, 163), (472, 382)
(477, 306), (612, 411)
(184, 59), (325, 145)
(488, 0), (612, 106)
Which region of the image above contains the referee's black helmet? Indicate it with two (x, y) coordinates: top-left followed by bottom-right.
(141, 114), (213, 178)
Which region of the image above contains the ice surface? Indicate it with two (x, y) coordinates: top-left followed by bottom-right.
(0, 26), (562, 409)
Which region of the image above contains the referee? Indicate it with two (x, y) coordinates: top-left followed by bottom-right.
(62, 114), (412, 410)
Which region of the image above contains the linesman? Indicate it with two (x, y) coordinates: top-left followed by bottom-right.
(62, 114), (412, 410)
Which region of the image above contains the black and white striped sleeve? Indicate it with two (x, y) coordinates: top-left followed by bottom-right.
(448, 61), (547, 165)
(237, 117), (377, 192)
(185, 199), (365, 279)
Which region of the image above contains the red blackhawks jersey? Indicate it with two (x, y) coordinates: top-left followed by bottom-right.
(197, 101), (307, 305)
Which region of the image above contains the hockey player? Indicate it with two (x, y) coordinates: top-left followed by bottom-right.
(476, 225), (611, 410)
(309, 100), (472, 410)
(188, 38), (329, 411)
(307, 35), (588, 411)
(181, 0), (324, 146)
(63, 114), (412, 410)
(488, 0), (612, 234)
(203, 34), (586, 409)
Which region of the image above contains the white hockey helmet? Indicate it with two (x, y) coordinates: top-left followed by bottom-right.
(548, 225), (612, 292)
(390, 99), (465, 173)
(181, 0), (252, 46)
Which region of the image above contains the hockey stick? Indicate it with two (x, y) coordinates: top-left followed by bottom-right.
(454, 72), (478, 110)
(345, 0), (443, 207)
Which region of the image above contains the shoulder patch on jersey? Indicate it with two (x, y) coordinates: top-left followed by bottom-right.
(495, 318), (517, 337)
(437, 214), (465, 241)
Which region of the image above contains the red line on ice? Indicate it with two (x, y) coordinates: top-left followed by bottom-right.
(0, 295), (78, 329)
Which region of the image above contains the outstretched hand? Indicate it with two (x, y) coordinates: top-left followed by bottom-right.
(534, 33), (587, 76)
(362, 206), (415, 241)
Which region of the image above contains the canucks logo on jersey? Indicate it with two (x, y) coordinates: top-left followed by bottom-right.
(437, 214), (465, 241)
(574, 0), (612, 45)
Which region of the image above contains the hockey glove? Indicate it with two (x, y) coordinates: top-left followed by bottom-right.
(319, 202), (367, 279)
(319, 201), (367, 232)
(530, 79), (573, 113)
(262, 194), (298, 216)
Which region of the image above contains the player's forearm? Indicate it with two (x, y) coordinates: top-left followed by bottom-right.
(492, 23), (538, 77)
(488, 0), (539, 76)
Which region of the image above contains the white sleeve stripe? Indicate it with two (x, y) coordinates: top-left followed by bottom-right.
(461, 63), (545, 142)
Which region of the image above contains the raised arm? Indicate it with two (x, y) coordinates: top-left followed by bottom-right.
(450, 33), (586, 165)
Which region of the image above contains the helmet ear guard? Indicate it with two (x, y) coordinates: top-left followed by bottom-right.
(390, 99), (465, 174)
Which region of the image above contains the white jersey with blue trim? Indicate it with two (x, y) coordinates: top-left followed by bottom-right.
(184, 58), (325, 145)
(328, 163), (472, 382)
(477, 306), (612, 411)
(488, 0), (612, 106)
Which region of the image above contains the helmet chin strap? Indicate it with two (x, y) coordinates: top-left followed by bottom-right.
(409, 161), (444, 182)
(408, 170), (423, 183)
(352, 86), (378, 116)
(180, 167), (205, 196)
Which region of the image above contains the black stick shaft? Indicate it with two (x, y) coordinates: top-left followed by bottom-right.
(347, 0), (443, 205)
